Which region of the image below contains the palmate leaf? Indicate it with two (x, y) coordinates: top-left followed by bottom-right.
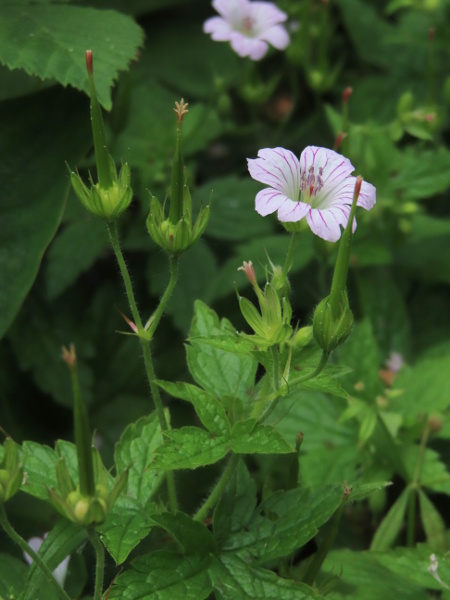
(0, 2), (144, 109)
(150, 422), (294, 471)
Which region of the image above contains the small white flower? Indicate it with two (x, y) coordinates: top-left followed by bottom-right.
(203, 0), (290, 61)
(24, 534), (70, 588)
(247, 146), (376, 242)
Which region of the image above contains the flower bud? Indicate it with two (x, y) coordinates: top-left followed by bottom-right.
(146, 101), (210, 256)
(68, 51), (133, 221)
(313, 292), (354, 352)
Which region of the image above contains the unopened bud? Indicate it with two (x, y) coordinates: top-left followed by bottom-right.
(238, 260), (257, 286)
(333, 131), (347, 150)
(342, 87), (353, 103)
(313, 293), (354, 352)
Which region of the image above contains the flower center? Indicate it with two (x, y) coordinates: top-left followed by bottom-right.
(242, 16), (255, 35)
(300, 165), (324, 205)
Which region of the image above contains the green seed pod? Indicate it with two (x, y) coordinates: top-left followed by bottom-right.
(313, 293), (354, 352)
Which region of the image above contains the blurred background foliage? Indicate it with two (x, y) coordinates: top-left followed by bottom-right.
(0, 0), (450, 596)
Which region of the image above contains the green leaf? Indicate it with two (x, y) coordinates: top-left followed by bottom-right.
(187, 301), (257, 403)
(395, 215), (450, 284)
(98, 496), (157, 565)
(210, 554), (325, 600)
(151, 421), (293, 471)
(402, 446), (450, 495)
(197, 176), (274, 241)
(107, 551), (213, 600)
(417, 490), (447, 553)
(22, 520), (87, 600)
(223, 484), (345, 563)
(231, 421), (294, 455)
(370, 488), (410, 551)
(44, 216), (108, 300)
(0, 86), (90, 339)
(349, 481), (392, 503)
(391, 353), (450, 420)
(0, 554), (27, 598)
(390, 147), (450, 202)
(21, 441), (57, 499)
(114, 412), (166, 505)
(0, 4), (144, 109)
(155, 380), (230, 436)
(151, 512), (216, 554)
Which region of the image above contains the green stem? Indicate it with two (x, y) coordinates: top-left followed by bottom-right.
(0, 505), (71, 600)
(193, 454), (240, 523)
(107, 222), (143, 331)
(145, 257), (179, 337)
(106, 222), (178, 512)
(87, 527), (105, 600)
(283, 232), (299, 276)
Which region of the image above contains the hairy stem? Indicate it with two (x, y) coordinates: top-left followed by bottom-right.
(87, 528), (105, 600)
(193, 454), (240, 523)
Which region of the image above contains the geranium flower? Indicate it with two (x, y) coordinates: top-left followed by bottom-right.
(247, 146), (376, 242)
(203, 0), (290, 61)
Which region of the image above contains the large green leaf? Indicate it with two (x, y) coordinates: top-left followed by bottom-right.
(210, 554), (325, 600)
(0, 86), (90, 339)
(0, 3), (144, 109)
(151, 512), (216, 554)
(223, 484), (344, 563)
(108, 551), (213, 600)
(187, 301), (258, 403)
(21, 441), (58, 499)
(0, 554), (27, 598)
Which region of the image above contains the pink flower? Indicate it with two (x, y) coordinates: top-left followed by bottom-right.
(247, 146), (376, 242)
(203, 0), (290, 61)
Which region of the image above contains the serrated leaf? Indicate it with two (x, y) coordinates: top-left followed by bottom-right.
(151, 512), (216, 554)
(402, 446), (450, 495)
(187, 301), (257, 403)
(107, 551), (213, 600)
(224, 484), (344, 563)
(114, 412), (166, 505)
(231, 421), (294, 455)
(0, 86), (90, 339)
(0, 4), (144, 109)
(98, 496), (157, 565)
(210, 554), (325, 600)
(155, 380), (230, 436)
(349, 481), (392, 502)
(370, 488), (410, 551)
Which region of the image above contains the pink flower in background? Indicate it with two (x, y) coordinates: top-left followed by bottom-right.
(203, 0), (290, 61)
(247, 146), (376, 242)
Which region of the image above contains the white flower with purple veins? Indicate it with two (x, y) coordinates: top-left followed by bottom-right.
(247, 146), (376, 242)
(203, 0), (290, 61)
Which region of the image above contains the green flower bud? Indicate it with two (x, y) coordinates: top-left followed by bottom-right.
(313, 292), (354, 352)
(68, 51), (133, 221)
(0, 439), (23, 504)
(146, 102), (210, 256)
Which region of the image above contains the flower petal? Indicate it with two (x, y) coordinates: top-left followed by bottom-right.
(247, 147), (300, 199)
(277, 200), (310, 222)
(230, 33), (267, 60)
(259, 24), (290, 50)
(203, 17), (233, 40)
(306, 207), (344, 242)
(357, 180), (376, 210)
(255, 188), (290, 216)
(251, 2), (288, 29)
(212, 0), (247, 22)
